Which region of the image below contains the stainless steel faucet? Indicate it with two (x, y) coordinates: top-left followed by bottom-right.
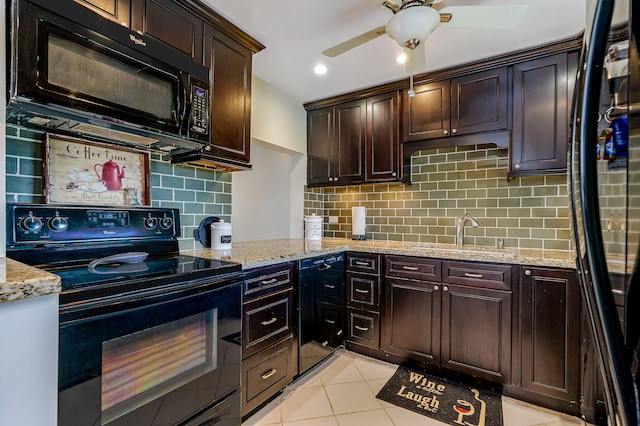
(456, 211), (480, 246)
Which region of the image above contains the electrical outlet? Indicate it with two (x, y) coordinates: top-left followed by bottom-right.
(328, 216), (338, 224)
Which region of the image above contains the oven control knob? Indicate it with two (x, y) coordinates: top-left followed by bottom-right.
(49, 216), (68, 232)
(160, 217), (173, 229)
(144, 217), (158, 230)
(20, 215), (43, 232)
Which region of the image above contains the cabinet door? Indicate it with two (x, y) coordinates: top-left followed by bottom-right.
(441, 284), (512, 383)
(382, 278), (441, 365)
(307, 107), (334, 186)
(135, 0), (203, 63)
(511, 54), (569, 176)
(333, 100), (366, 185)
(73, 0), (131, 27)
(204, 25), (253, 164)
(451, 67), (509, 136)
(366, 92), (400, 181)
(402, 80), (450, 141)
(520, 267), (579, 403)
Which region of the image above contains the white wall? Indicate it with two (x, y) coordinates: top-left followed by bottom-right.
(232, 77), (307, 241)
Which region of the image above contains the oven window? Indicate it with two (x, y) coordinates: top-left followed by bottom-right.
(100, 309), (217, 424)
(46, 33), (175, 120)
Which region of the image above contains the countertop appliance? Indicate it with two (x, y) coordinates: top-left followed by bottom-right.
(569, 0), (639, 424)
(6, 204), (243, 425)
(7, 0), (210, 153)
(298, 253), (345, 375)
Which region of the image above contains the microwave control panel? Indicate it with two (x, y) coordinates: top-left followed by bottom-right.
(189, 84), (209, 135)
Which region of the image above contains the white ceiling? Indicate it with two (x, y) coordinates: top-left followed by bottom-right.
(203, 0), (588, 104)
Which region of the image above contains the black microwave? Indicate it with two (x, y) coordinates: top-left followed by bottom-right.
(7, 0), (211, 151)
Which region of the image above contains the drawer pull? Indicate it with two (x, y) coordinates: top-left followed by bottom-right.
(324, 284), (336, 289)
(325, 319), (336, 324)
(261, 317), (277, 326)
(612, 289), (624, 295)
(355, 261), (370, 266)
(464, 272), (483, 278)
(355, 289), (370, 294)
(260, 278), (278, 285)
(261, 369), (277, 380)
(355, 326), (369, 331)
(402, 266), (419, 271)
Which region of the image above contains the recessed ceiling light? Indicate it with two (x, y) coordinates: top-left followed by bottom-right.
(314, 64), (327, 75)
(396, 54), (406, 64)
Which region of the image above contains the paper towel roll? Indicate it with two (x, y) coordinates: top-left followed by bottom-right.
(352, 206), (366, 239)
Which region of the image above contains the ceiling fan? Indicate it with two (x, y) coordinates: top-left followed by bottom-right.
(323, 0), (528, 78)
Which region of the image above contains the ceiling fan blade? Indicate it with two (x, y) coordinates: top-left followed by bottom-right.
(404, 46), (426, 75)
(322, 25), (387, 57)
(438, 5), (528, 30)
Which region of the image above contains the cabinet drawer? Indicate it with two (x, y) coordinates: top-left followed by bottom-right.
(443, 261), (512, 291)
(385, 255), (441, 281)
(243, 262), (294, 301)
(243, 290), (294, 358)
(346, 252), (381, 274)
(346, 272), (380, 308)
(347, 308), (379, 349)
(242, 335), (296, 416)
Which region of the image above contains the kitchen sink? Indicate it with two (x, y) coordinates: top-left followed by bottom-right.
(407, 244), (515, 256)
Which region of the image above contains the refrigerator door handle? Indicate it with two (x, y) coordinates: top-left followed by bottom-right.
(574, 0), (637, 424)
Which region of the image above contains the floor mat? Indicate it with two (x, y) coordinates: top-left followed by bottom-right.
(376, 365), (503, 426)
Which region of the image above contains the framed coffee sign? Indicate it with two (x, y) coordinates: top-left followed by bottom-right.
(44, 134), (151, 206)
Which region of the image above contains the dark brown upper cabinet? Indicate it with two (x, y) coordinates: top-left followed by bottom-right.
(402, 67), (509, 142)
(204, 24), (253, 165)
(133, 0), (204, 63)
(509, 52), (578, 178)
(307, 92), (401, 187)
(307, 100), (366, 187)
(366, 92), (400, 182)
(73, 0), (132, 27)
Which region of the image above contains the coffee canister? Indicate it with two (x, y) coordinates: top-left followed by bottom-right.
(211, 219), (232, 250)
(304, 214), (323, 240)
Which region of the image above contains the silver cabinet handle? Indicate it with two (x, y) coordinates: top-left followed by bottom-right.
(261, 369), (277, 380)
(402, 265), (419, 271)
(452, 128), (458, 134)
(612, 289), (624, 295)
(514, 164), (521, 170)
(524, 269), (532, 276)
(464, 272), (483, 278)
(443, 129), (449, 135)
(392, 172), (397, 177)
(261, 317), (277, 326)
(328, 177), (334, 182)
(355, 326), (369, 331)
(443, 286), (448, 292)
(355, 261), (370, 266)
(434, 285), (439, 291)
(260, 278), (278, 285)
(325, 319), (336, 324)
(355, 289), (370, 294)
(324, 284), (336, 289)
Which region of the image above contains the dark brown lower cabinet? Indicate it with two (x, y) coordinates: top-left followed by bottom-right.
(382, 277), (442, 365)
(515, 266), (580, 414)
(441, 284), (512, 383)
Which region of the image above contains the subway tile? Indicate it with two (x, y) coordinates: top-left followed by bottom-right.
(522, 197), (545, 207)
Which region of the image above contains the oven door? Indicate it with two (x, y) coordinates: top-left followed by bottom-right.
(58, 273), (242, 426)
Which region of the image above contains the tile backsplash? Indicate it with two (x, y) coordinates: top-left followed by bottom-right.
(305, 145), (573, 252)
(4, 125), (232, 251)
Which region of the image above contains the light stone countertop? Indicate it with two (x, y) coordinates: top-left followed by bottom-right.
(0, 258), (62, 303)
(185, 238), (578, 270)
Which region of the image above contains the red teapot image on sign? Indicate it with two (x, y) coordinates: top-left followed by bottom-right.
(94, 160), (125, 190)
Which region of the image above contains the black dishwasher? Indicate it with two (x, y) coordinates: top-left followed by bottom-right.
(298, 253), (345, 374)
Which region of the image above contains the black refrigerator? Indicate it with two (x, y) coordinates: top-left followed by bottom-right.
(569, 0), (639, 424)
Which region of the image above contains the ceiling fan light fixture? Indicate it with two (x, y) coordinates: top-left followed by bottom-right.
(385, 5), (440, 48)
(314, 64), (328, 75)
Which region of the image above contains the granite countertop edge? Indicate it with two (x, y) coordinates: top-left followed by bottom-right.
(185, 238), (578, 270)
(0, 258), (62, 304)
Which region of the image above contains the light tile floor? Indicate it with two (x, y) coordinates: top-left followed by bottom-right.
(243, 349), (589, 426)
